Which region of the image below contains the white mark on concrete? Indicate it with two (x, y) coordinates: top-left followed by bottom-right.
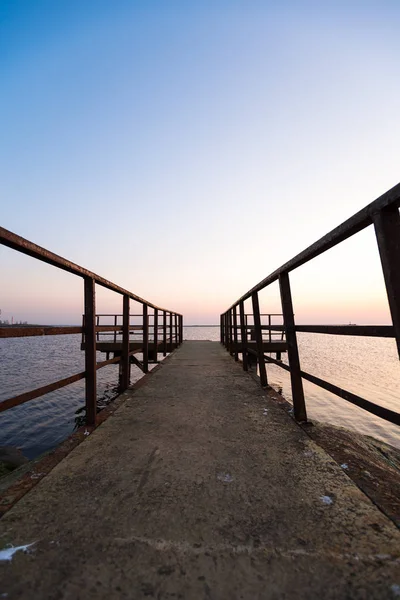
(391, 584), (400, 597)
(303, 450), (314, 458)
(30, 473), (45, 480)
(217, 473), (233, 483)
(84, 429), (90, 436)
(320, 495), (333, 505)
(263, 408), (268, 416)
(0, 543), (35, 562)
(341, 463), (349, 470)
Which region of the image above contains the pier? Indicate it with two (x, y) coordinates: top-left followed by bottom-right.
(1, 183), (400, 598)
(1, 340), (400, 598)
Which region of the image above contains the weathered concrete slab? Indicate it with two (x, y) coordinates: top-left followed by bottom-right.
(0, 341), (399, 599)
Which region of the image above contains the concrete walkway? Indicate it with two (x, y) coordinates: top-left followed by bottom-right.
(0, 341), (399, 599)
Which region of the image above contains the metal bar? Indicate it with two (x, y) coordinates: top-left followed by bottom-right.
(174, 313), (178, 346)
(84, 277), (97, 426)
(143, 304), (149, 373)
(220, 314), (224, 344)
(373, 205), (400, 358)
(251, 292), (268, 387)
(264, 354), (290, 371)
(96, 316), (100, 342)
(114, 314), (117, 343)
(153, 309), (158, 363)
(0, 326), (83, 338)
(239, 301), (248, 371)
(227, 183), (400, 310)
(268, 314), (271, 343)
(233, 307), (238, 361)
(179, 315), (183, 345)
(300, 370), (400, 426)
(263, 354), (400, 425)
(96, 356), (121, 369)
(245, 324), (395, 337)
(0, 226), (182, 315)
(169, 312), (173, 352)
(223, 313), (227, 349)
(0, 371), (86, 413)
(279, 272), (307, 422)
(163, 311), (167, 356)
(95, 325), (141, 332)
(228, 310), (233, 355)
(120, 295), (130, 391)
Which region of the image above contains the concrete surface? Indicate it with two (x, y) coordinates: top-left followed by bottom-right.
(0, 341), (399, 599)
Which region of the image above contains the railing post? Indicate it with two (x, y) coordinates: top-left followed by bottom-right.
(279, 272), (307, 421)
(179, 315), (183, 345)
(228, 310), (233, 355)
(373, 205), (400, 359)
(120, 294), (130, 391)
(143, 304), (149, 373)
(239, 301), (248, 371)
(251, 292), (268, 387)
(84, 277), (97, 425)
(220, 314), (224, 344)
(153, 308), (158, 363)
(233, 306), (238, 361)
(174, 313), (178, 346)
(224, 313), (228, 350)
(169, 312), (173, 352)
(163, 310), (167, 356)
(114, 314), (117, 343)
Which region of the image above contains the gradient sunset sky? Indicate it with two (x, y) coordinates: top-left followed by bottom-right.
(1, 0), (399, 325)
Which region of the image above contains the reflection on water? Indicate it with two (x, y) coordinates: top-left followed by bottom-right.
(0, 327), (399, 459)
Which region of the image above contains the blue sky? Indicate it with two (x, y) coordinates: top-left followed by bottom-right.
(1, 0), (399, 324)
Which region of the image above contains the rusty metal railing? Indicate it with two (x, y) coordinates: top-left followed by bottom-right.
(221, 183), (400, 427)
(0, 227), (183, 425)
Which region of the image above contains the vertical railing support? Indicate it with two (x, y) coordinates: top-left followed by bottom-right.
(373, 205), (400, 359)
(224, 313), (228, 350)
(84, 277), (97, 425)
(163, 311), (167, 356)
(239, 301), (248, 371)
(220, 314), (224, 345)
(233, 306), (238, 361)
(153, 308), (158, 363)
(279, 272), (307, 421)
(228, 310), (233, 355)
(169, 312), (173, 352)
(179, 315), (183, 345)
(251, 292), (268, 387)
(143, 304), (149, 373)
(120, 294), (130, 391)
(174, 313), (178, 347)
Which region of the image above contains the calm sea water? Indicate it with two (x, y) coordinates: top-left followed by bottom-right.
(0, 327), (399, 459)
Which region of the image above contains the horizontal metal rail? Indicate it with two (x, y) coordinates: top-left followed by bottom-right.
(228, 182), (400, 309)
(221, 183), (400, 426)
(0, 371), (86, 413)
(255, 324), (395, 338)
(0, 326), (83, 338)
(263, 354), (400, 426)
(0, 227), (181, 315)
